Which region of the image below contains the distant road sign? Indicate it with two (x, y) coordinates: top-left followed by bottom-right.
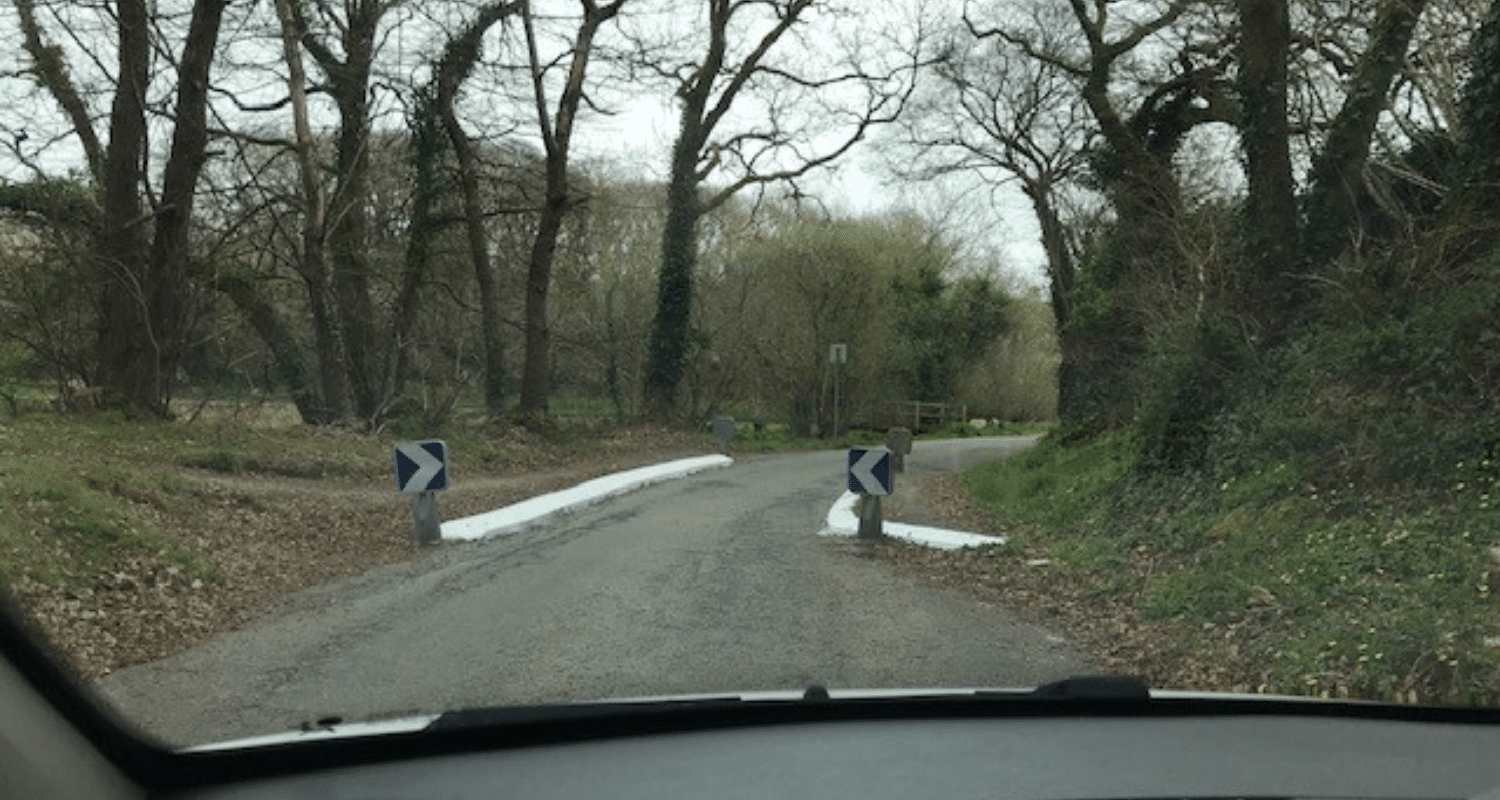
(394, 440), (449, 493)
(829, 343), (847, 364)
(847, 446), (892, 496)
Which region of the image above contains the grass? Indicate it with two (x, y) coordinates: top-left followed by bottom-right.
(0, 412), (532, 591)
(0, 418), (220, 591)
(963, 430), (1500, 706)
(0, 408), (723, 593)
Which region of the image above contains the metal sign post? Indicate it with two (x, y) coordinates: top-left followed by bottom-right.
(394, 439), (450, 545)
(885, 427), (912, 473)
(412, 491), (440, 545)
(857, 494), (882, 539)
(829, 344), (847, 438)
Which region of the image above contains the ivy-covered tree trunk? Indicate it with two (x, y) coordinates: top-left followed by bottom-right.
(1027, 181), (1075, 332)
(291, 0), (387, 423)
(1456, 0), (1500, 218)
(328, 46), (381, 422)
(436, 1), (517, 416)
(643, 149), (702, 420)
(1301, 0), (1428, 269)
(1236, 0), (1298, 333)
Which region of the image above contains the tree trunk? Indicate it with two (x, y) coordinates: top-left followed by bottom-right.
(1236, 0), (1298, 331)
(140, 0), (229, 412)
(643, 153), (702, 420)
(329, 93), (379, 422)
(1026, 179), (1075, 331)
(387, 104), (444, 410)
(93, 0), (152, 411)
(1302, 0), (1428, 268)
(275, 0), (347, 423)
(450, 127), (507, 415)
(517, 183), (567, 417)
(214, 274), (322, 422)
(299, 263), (347, 424)
(515, 0), (621, 419)
(308, 4), (384, 423)
(14, 0), (105, 182)
(433, 0), (521, 417)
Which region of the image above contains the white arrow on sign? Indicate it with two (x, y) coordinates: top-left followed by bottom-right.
(396, 441), (445, 493)
(849, 447), (892, 496)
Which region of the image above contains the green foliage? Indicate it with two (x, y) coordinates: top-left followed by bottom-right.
(0, 178), (98, 228)
(1138, 314), (1251, 471)
(732, 424), (884, 453)
(0, 420), (218, 590)
(962, 237), (1500, 704)
(956, 285), (1059, 421)
(696, 211), (1018, 433)
(965, 430), (1139, 534)
(968, 423), (1500, 704)
(1054, 233), (1151, 435)
(890, 267), (1011, 402)
(178, 438), (382, 480)
(1458, 0), (1500, 216)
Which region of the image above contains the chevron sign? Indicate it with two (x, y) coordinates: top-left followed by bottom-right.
(394, 440), (449, 493)
(847, 446), (893, 496)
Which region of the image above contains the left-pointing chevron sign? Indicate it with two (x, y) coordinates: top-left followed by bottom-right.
(394, 440), (449, 493)
(847, 446), (892, 496)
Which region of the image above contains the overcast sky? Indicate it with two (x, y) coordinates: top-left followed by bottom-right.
(0, 0), (1050, 288)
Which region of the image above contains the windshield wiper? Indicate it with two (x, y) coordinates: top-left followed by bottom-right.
(1026, 674), (1152, 700)
(426, 674), (1153, 733)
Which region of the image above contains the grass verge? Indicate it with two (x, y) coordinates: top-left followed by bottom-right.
(963, 431), (1500, 706)
(0, 413), (712, 593)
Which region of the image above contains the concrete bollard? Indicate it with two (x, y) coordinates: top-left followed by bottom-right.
(885, 427), (913, 473)
(712, 415), (736, 455)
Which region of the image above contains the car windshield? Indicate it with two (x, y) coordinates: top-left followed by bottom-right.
(1, 0), (1498, 749)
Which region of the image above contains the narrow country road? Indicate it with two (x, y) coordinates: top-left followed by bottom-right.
(99, 437), (1092, 746)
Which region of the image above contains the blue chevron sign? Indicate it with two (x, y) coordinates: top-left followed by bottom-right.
(847, 446), (892, 496)
(394, 440), (449, 493)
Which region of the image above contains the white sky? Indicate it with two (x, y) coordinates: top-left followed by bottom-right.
(574, 98), (1050, 287)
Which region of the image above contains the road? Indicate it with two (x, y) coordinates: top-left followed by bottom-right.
(99, 437), (1092, 746)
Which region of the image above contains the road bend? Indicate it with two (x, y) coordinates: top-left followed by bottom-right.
(100, 437), (1091, 746)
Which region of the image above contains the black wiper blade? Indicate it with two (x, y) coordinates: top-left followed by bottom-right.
(430, 675), (1153, 731)
(1027, 674), (1152, 700)
(429, 697), (749, 732)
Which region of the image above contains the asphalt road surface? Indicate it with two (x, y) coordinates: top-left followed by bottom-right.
(100, 437), (1093, 746)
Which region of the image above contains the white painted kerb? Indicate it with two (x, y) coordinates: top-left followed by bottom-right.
(441, 455), (734, 542)
(820, 490), (1007, 551)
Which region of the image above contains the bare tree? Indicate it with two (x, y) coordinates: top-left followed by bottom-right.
(430, 1), (525, 416)
(515, 0), (628, 420)
(12, 0), (231, 414)
(638, 0), (917, 419)
(285, 0), (405, 424)
(897, 12), (1095, 332)
(268, 0), (349, 423)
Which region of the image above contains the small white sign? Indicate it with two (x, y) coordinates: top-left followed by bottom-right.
(829, 343), (848, 365)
